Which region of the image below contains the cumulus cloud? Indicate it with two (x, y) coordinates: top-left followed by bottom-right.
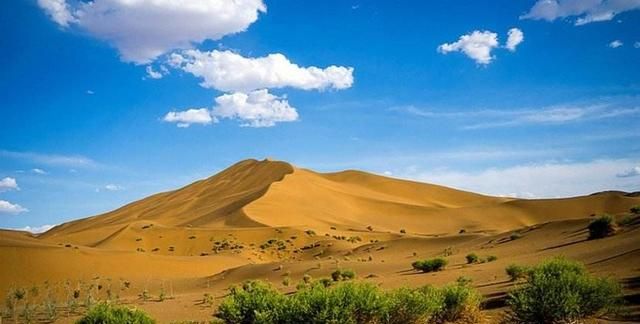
(38, 0), (266, 63)
(163, 108), (214, 128)
(145, 66), (164, 79)
(213, 89), (299, 127)
(438, 30), (499, 65)
(0, 177), (19, 192)
(522, 0), (640, 25)
(609, 40), (623, 48)
(164, 90), (298, 128)
(0, 200), (28, 214)
(37, 0), (76, 26)
(506, 28), (524, 51)
(169, 50), (354, 92)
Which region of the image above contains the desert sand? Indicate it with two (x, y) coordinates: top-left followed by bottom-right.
(1, 158), (639, 323)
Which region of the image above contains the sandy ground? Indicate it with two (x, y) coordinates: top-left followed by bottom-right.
(1, 159), (639, 323)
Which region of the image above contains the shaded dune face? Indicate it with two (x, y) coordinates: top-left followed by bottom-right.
(38, 158), (639, 246)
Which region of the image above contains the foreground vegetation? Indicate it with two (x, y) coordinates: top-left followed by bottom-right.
(504, 258), (623, 323)
(216, 279), (481, 324)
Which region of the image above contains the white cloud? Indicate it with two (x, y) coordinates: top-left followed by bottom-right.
(164, 90), (299, 128)
(170, 49), (354, 92)
(37, 0), (76, 26)
(635, 41), (640, 48)
(609, 40), (624, 48)
(15, 224), (55, 234)
(86, 90), (95, 95)
(0, 150), (97, 168)
(213, 89), (299, 127)
(438, 30), (499, 64)
(399, 103), (640, 129)
(104, 184), (124, 191)
(32, 168), (47, 175)
(0, 177), (19, 192)
(522, 0), (640, 25)
(506, 28), (524, 51)
(38, 0), (267, 64)
(163, 108), (214, 128)
(404, 159), (640, 198)
(145, 66), (164, 79)
(617, 166), (640, 177)
(0, 200), (28, 214)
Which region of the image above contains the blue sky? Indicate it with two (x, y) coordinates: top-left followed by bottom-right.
(1, 0), (639, 232)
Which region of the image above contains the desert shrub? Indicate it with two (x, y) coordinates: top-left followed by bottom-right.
(510, 232), (522, 241)
(487, 255), (498, 262)
(588, 214), (616, 239)
(400, 229), (406, 234)
(217, 281), (286, 323)
(76, 302), (155, 324)
(505, 264), (528, 282)
(342, 269), (356, 280)
(466, 253), (479, 264)
(412, 258), (448, 273)
(302, 274), (312, 284)
(434, 282), (482, 323)
(331, 269), (342, 281)
(504, 258), (623, 324)
(282, 276), (290, 287)
(630, 205), (640, 214)
(216, 280), (482, 324)
(382, 286), (443, 324)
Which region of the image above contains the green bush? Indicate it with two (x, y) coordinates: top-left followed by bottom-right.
(76, 302), (155, 324)
(412, 258), (448, 273)
(217, 281), (287, 323)
(435, 283), (482, 323)
(215, 280), (481, 324)
(487, 255), (498, 262)
(331, 268), (356, 281)
(505, 264), (528, 282)
(505, 258), (623, 324)
(630, 205), (640, 214)
(510, 232), (522, 241)
(383, 286), (443, 324)
(588, 214), (616, 239)
(466, 253), (478, 264)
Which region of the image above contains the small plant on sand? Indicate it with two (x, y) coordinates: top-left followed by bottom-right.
(282, 276), (291, 287)
(588, 214), (616, 239)
(504, 258), (623, 324)
(466, 253), (479, 264)
(412, 258), (448, 273)
(305, 230), (316, 236)
(302, 274), (312, 284)
(505, 264), (528, 282)
(630, 205), (640, 214)
(77, 302), (155, 324)
(366, 225), (374, 231)
(400, 228), (406, 234)
(487, 255), (498, 262)
(330, 269), (356, 281)
(510, 232), (522, 241)
(203, 293), (215, 307)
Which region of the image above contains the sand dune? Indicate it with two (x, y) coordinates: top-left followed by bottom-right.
(1, 158), (639, 323)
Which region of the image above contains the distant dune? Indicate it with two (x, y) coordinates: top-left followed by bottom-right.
(1, 158), (639, 323)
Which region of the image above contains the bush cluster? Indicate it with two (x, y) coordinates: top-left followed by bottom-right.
(331, 269), (356, 281)
(588, 214), (616, 239)
(412, 258), (448, 273)
(216, 280), (481, 324)
(505, 264), (529, 282)
(76, 302), (155, 324)
(504, 258), (623, 323)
